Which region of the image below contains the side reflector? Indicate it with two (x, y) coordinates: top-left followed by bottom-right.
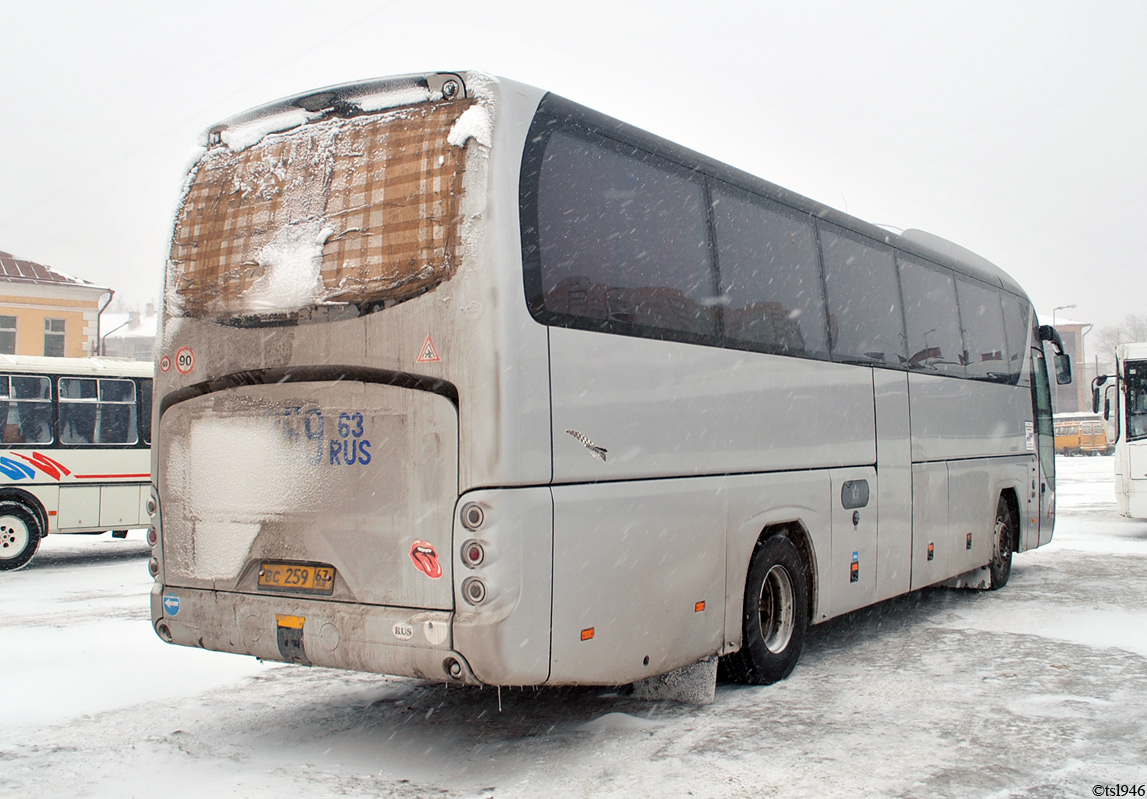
(581, 627), (595, 641)
(694, 601), (706, 613)
(276, 614), (305, 629)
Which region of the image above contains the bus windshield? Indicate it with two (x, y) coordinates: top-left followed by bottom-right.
(1126, 360), (1147, 440)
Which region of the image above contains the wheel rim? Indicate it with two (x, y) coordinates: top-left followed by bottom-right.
(0, 514), (31, 561)
(994, 514), (1011, 570)
(758, 564), (796, 654)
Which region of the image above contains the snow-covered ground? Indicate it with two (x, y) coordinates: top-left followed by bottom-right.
(3, 456), (1146, 798)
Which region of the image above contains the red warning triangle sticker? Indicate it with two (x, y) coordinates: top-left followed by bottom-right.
(417, 335), (441, 363)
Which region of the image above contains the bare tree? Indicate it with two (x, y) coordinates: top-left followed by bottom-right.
(1094, 314), (1147, 368)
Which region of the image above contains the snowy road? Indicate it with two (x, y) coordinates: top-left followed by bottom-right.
(3, 457), (1146, 798)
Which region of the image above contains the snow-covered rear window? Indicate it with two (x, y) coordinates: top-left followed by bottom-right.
(169, 99), (475, 321)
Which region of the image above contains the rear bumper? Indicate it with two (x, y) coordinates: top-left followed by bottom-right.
(150, 583), (477, 683)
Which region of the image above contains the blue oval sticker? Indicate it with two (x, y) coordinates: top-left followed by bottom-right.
(162, 593), (180, 616)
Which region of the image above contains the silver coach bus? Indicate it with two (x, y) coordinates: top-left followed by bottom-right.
(149, 71), (1070, 692)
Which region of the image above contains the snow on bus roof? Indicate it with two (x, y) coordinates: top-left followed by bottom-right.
(0, 354), (153, 377)
(207, 73), (467, 153)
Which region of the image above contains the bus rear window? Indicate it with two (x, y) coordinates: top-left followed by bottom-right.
(168, 100), (474, 322)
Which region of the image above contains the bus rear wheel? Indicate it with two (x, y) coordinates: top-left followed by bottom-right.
(722, 533), (808, 685)
(988, 496), (1014, 590)
(0, 499), (42, 571)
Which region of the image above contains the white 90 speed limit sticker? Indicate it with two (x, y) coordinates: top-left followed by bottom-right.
(175, 347), (196, 375)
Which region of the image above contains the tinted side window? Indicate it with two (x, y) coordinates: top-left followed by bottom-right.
(956, 279), (1009, 382)
(59, 377), (138, 445)
(819, 227), (905, 366)
(534, 128), (716, 340)
(710, 185), (827, 358)
(0, 374), (53, 445)
(899, 258), (965, 378)
(139, 378), (153, 445)
(1000, 291), (1032, 385)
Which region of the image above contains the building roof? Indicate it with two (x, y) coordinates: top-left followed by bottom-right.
(0, 249), (107, 290)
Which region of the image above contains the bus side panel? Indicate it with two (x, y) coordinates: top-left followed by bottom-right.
(873, 370), (912, 603)
(910, 463), (950, 590)
(58, 485), (100, 529)
(907, 375), (1030, 462)
(827, 466), (879, 618)
(548, 477), (725, 685)
(947, 462), (994, 575)
(99, 484), (144, 528)
(549, 329), (875, 483)
(1127, 443), (1147, 518)
(724, 470), (831, 638)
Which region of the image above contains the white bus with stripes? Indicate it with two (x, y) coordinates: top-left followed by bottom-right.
(1093, 342), (1147, 519)
(1, 355), (154, 570)
(149, 71), (1070, 693)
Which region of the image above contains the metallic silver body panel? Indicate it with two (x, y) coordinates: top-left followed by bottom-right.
(827, 466), (879, 617)
(724, 471), (831, 632)
(451, 487), (553, 685)
(910, 462), (951, 590)
(873, 371), (912, 602)
(151, 584), (460, 681)
(549, 477), (726, 684)
(907, 374), (1031, 462)
(158, 381), (458, 610)
(549, 329), (875, 482)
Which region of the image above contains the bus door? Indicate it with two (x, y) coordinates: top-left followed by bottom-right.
(1031, 346), (1056, 545)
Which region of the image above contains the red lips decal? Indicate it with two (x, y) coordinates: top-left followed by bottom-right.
(409, 540), (442, 579)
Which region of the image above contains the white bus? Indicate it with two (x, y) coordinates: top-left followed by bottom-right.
(149, 71), (1071, 693)
(0, 355), (154, 570)
(1093, 342), (1147, 518)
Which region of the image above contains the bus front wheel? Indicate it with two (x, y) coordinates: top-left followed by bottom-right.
(722, 533), (808, 685)
(0, 499), (42, 571)
(988, 496), (1014, 590)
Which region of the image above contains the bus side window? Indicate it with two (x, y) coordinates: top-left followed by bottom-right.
(819, 226), (905, 366)
(97, 379), (138, 445)
(534, 127), (716, 341)
(898, 257), (964, 377)
(59, 377), (98, 444)
(709, 183), (828, 358)
(956, 279), (1009, 383)
(2, 374), (53, 445)
(139, 378), (153, 445)
(1000, 292), (1032, 385)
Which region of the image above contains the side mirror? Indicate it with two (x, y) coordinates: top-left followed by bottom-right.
(1091, 374), (1111, 415)
(1054, 353), (1072, 385)
(1104, 396), (1111, 422)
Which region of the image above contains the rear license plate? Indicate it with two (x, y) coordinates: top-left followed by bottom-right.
(258, 562), (335, 595)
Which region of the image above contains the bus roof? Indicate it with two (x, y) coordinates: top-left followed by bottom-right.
(1117, 343), (1147, 361)
(0, 354), (154, 378)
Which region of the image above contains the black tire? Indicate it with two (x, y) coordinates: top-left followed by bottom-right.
(0, 499), (42, 571)
(988, 496), (1014, 590)
(721, 534), (808, 685)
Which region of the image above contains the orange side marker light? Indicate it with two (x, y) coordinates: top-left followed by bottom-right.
(581, 627), (595, 641)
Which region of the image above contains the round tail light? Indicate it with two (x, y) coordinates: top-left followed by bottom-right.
(461, 577), (487, 605)
(461, 540), (485, 568)
(460, 502), (485, 530)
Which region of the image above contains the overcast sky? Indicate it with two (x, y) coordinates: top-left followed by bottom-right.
(1, 0), (1143, 339)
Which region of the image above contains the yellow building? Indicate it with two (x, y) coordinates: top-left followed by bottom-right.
(1, 250), (111, 358)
